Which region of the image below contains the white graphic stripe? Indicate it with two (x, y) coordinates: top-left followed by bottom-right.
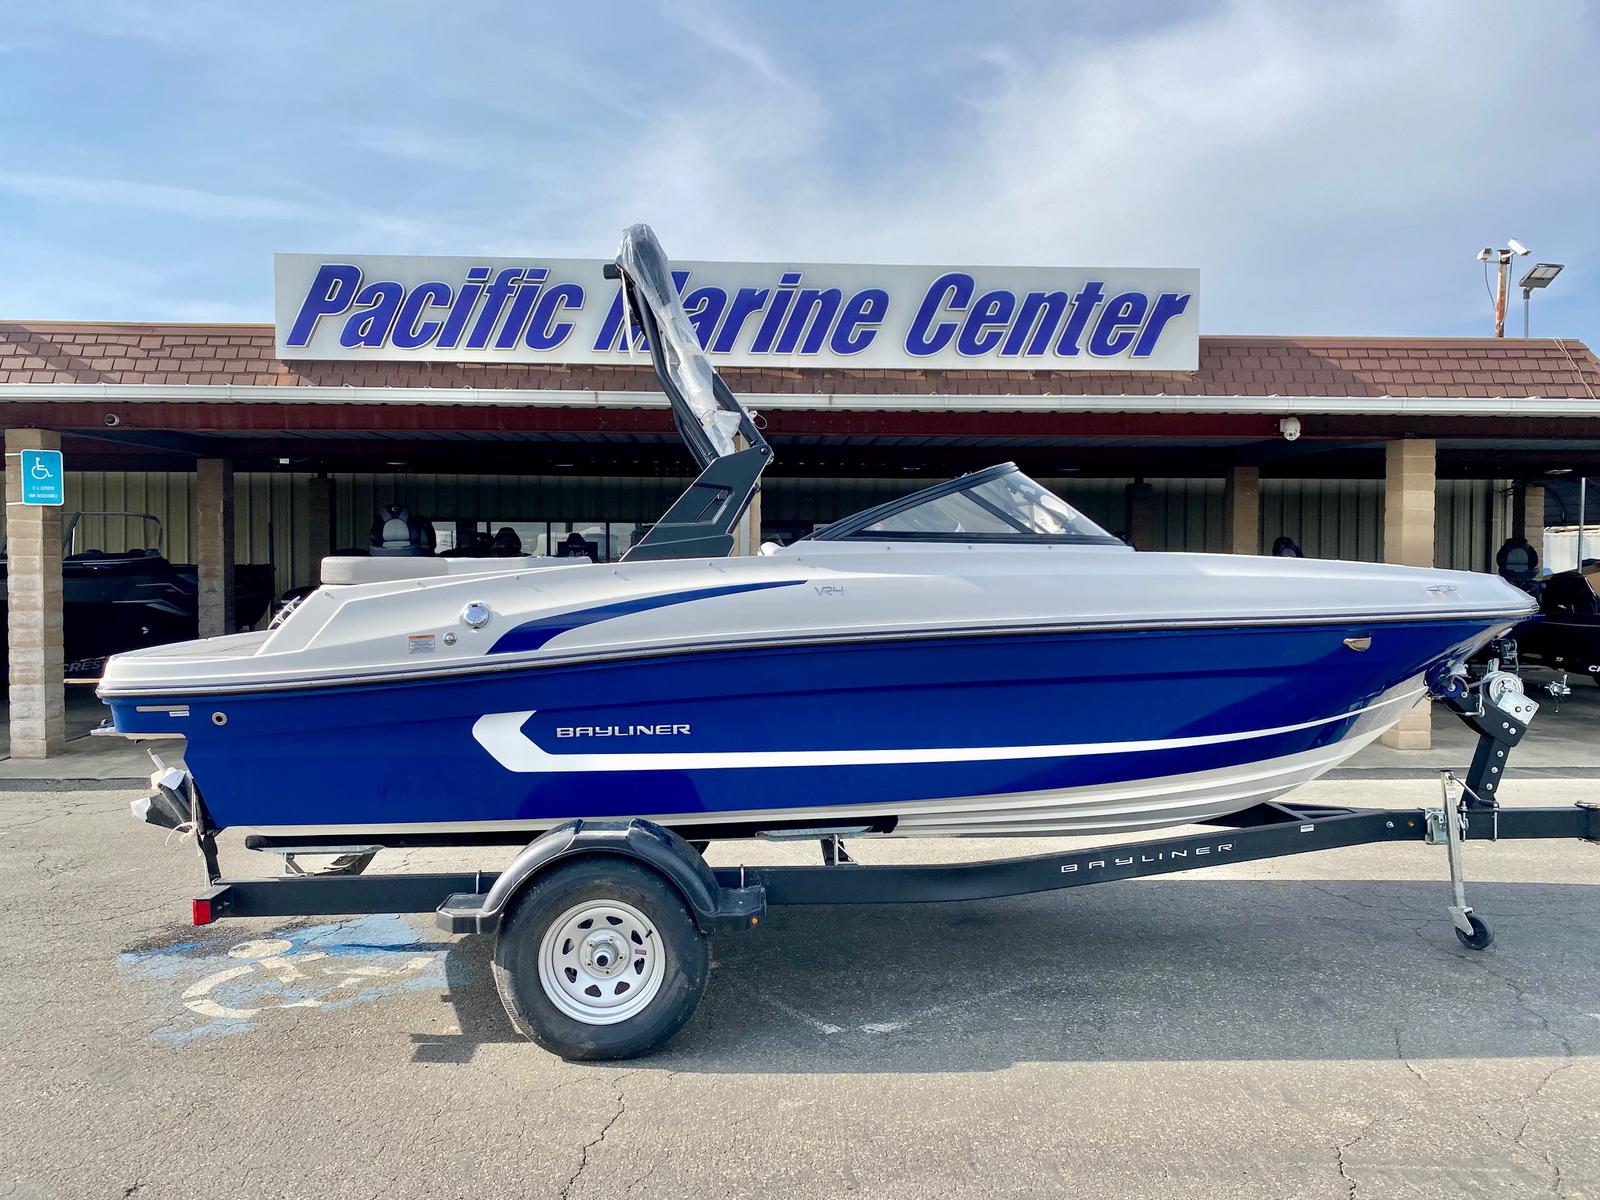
(470, 688), (1422, 774)
(241, 731), (1392, 839)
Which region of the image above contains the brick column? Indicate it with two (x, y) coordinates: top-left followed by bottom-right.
(5, 429), (66, 758)
(1124, 481), (1155, 550)
(1523, 483), (1546, 570)
(729, 436), (764, 556)
(734, 484), (764, 556)
(196, 459), (235, 638)
(1223, 467), (1261, 555)
(306, 473), (334, 583)
(1381, 439), (1436, 749)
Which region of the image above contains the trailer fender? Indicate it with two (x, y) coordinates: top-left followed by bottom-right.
(435, 818), (764, 936)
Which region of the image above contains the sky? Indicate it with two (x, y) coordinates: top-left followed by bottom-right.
(1, 0), (1597, 338)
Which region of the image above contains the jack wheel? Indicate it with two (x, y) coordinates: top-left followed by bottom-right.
(1455, 914), (1494, 951)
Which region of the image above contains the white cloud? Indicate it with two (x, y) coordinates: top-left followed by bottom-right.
(4, 1), (1596, 333)
(0, 169), (448, 252)
(657, 0), (804, 91)
(0, 170), (327, 222)
(562, 0), (1600, 335)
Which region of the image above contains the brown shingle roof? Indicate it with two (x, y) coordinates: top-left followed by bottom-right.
(1, 322), (1596, 400)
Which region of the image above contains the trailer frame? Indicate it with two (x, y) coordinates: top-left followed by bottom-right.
(134, 675), (1598, 1056)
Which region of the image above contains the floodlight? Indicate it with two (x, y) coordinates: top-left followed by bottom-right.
(1518, 262), (1564, 290)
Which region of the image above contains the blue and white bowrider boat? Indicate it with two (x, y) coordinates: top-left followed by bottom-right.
(101, 226), (1536, 849)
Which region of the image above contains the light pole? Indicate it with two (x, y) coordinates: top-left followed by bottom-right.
(1477, 239), (1530, 337)
(1580, 475), (1589, 571)
(1517, 262), (1565, 337)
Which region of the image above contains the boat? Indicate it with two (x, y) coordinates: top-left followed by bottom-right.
(1, 511), (273, 677)
(100, 225), (1538, 849)
(1512, 567), (1600, 684)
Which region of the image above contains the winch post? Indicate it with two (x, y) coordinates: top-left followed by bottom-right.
(1438, 684), (1538, 813)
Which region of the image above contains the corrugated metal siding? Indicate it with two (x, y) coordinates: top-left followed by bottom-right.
(1436, 478), (1509, 574)
(1152, 478), (1227, 553)
(238, 473), (314, 597)
(1260, 477), (1506, 570)
(0, 472), (315, 595)
(331, 473), (693, 544)
(1049, 479), (1128, 537)
(1262, 479), (1384, 562)
(59, 471), (198, 563)
(2, 470), (1508, 593)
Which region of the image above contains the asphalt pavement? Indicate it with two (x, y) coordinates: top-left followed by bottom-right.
(2, 770), (1599, 1199)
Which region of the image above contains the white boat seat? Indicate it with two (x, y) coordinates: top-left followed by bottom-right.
(320, 555), (565, 585)
(369, 505), (430, 557)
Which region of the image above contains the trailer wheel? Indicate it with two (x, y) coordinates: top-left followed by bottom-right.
(1455, 914), (1494, 951)
(492, 857), (709, 1061)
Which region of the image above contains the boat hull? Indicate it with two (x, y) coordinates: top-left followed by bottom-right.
(107, 616), (1511, 841)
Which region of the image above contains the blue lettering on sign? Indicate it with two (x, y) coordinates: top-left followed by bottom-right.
(1088, 291), (1148, 357)
(392, 281), (453, 350)
(282, 260), (1190, 363)
(775, 287), (841, 355)
(957, 289), (1015, 357)
(831, 289), (887, 355)
(340, 281), (405, 348)
(19, 449), (65, 506)
(1001, 291), (1069, 357)
(466, 268), (526, 350)
(711, 286), (771, 353)
(1054, 281), (1104, 356)
(751, 272), (803, 354)
(286, 264), (362, 347)
(905, 272), (974, 357)
(683, 286), (727, 347)
(438, 267), (490, 349)
(1132, 292), (1191, 357)
(593, 271), (691, 353)
(525, 283), (583, 351)
(494, 267), (550, 350)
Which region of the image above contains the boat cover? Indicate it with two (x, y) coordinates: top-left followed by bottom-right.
(616, 224), (742, 460)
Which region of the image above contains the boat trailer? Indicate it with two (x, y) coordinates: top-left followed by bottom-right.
(140, 680), (1599, 1059)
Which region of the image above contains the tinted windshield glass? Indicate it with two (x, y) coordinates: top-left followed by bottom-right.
(826, 465), (1118, 543)
(968, 473), (1105, 537)
(866, 492), (1023, 535)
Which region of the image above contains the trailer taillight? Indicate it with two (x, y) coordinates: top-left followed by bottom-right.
(192, 897), (214, 926)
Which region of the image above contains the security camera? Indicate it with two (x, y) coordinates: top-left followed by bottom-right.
(103, 413), (120, 427)
(1476, 248), (1494, 262)
(1507, 238), (1530, 256)
(1279, 416), (1302, 442)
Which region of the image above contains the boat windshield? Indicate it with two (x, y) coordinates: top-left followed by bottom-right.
(811, 464), (1123, 545)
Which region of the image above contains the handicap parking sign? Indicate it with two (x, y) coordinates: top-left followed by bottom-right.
(19, 449), (64, 506)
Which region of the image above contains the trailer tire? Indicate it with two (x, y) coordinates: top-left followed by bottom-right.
(492, 857), (709, 1061)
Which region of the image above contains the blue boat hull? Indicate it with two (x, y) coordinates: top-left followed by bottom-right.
(107, 617), (1508, 839)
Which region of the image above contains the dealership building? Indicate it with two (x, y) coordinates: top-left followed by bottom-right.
(3, 251), (1599, 758)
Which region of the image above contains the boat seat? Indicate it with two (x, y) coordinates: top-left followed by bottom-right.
(369, 505), (431, 557)
(320, 555), (564, 585)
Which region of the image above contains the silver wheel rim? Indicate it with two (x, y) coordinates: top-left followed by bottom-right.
(537, 898), (666, 1025)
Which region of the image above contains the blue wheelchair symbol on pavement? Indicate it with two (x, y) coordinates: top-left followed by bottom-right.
(18, 449), (64, 506)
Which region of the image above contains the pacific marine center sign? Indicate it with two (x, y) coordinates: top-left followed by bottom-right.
(274, 254), (1199, 371)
